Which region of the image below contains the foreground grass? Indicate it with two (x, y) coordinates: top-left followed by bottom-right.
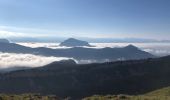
(0, 94), (64, 100)
(1, 94), (170, 100)
(146, 87), (170, 96)
(0, 94), (170, 100)
(82, 95), (170, 100)
(1, 87), (170, 100)
(83, 87), (170, 100)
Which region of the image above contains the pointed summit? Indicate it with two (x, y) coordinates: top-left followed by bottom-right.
(124, 44), (139, 50)
(59, 38), (91, 47)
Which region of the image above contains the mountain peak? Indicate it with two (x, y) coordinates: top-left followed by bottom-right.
(59, 38), (91, 47)
(67, 38), (78, 41)
(43, 59), (77, 69)
(125, 44), (139, 50)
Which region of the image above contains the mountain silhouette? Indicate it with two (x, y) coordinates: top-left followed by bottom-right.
(0, 42), (154, 63)
(0, 39), (9, 43)
(41, 59), (77, 69)
(59, 38), (91, 47)
(0, 42), (33, 53)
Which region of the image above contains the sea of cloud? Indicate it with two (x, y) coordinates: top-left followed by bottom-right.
(0, 52), (72, 69)
(0, 42), (170, 70)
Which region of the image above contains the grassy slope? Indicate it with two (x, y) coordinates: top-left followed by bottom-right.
(0, 94), (64, 100)
(146, 86), (170, 96)
(82, 87), (170, 100)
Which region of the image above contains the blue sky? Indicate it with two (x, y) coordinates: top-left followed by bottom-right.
(0, 0), (170, 40)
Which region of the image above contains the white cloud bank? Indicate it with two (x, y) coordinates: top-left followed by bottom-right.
(0, 52), (72, 69)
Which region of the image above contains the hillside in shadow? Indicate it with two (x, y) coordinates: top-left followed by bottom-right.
(0, 56), (169, 98)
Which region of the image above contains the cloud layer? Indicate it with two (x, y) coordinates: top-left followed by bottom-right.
(0, 43), (169, 69)
(0, 52), (72, 69)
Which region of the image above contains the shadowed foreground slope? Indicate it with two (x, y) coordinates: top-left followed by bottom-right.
(0, 56), (169, 98)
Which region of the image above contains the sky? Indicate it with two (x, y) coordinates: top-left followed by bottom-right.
(0, 0), (170, 40)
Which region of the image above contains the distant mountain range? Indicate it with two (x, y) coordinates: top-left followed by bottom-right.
(0, 55), (170, 98)
(0, 41), (154, 63)
(59, 38), (92, 47)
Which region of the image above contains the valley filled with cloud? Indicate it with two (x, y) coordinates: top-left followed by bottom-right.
(0, 52), (72, 69)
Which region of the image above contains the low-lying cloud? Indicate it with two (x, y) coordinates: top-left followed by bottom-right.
(0, 52), (72, 69)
